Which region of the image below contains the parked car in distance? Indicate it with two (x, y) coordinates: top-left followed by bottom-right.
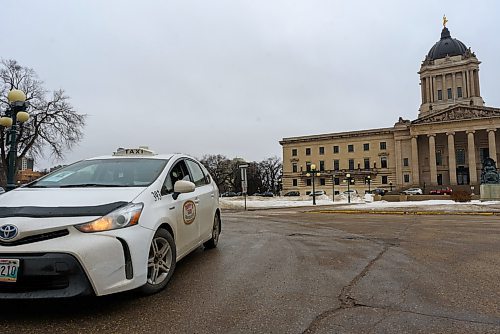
(261, 191), (274, 197)
(430, 187), (453, 195)
(250, 193), (261, 196)
(309, 190), (325, 196)
(371, 188), (386, 196)
(221, 191), (237, 197)
(284, 191), (300, 196)
(401, 187), (423, 195)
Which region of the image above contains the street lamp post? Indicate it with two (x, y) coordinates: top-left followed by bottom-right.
(0, 89), (29, 191)
(331, 174), (335, 202)
(306, 163), (320, 205)
(390, 181), (393, 192)
(365, 175), (371, 193)
(344, 173), (354, 203)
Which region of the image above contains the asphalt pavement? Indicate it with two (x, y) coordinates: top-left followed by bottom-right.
(2, 208), (500, 333)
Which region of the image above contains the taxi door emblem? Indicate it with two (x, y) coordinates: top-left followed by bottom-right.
(183, 201), (196, 224)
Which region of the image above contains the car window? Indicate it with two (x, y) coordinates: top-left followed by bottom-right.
(29, 158), (168, 188)
(185, 160), (207, 187)
(162, 160), (192, 194)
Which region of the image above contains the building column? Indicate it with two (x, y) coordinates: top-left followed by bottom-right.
(427, 76), (432, 103)
(488, 128), (497, 163)
(411, 136), (420, 185)
(462, 70), (468, 98)
(431, 76), (435, 103)
(447, 132), (457, 185)
(428, 134), (437, 185)
(467, 130), (478, 184)
(395, 140), (403, 187)
(452, 72), (456, 101)
(469, 70), (476, 97)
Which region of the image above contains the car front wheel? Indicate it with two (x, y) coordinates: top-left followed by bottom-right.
(140, 228), (176, 295)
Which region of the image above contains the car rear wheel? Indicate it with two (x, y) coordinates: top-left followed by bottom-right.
(140, 228), (176, 295)
(204, 214), (220, 249)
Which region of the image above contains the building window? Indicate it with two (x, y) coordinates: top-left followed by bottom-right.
(292, 179), (297, 187)
(305, 148), (311, 156)
(319, 147), (325, 155)
(333, 160), (340, 171)
(348, 144), (354, 152)
(363, 143), (370, 151)
(292, 163), (297, 173)
(334, 177), (340, 185)
(404, 174), (410, 183)
(319, 160), (325, 171)
(403, 158), (409, 167)
(437, 89), (443, 100)
(292, 149), (297, 156)
(306, 161), (311, 171)
(381, 157), (388, 168)
(436, 150), (442, 166)
(381, 176), (388, 184)
(320, 178), (325, 186)
(447, 88), (452, 100)
(456, 148), (466, 165)
(306, 179), (311, 186)
(333, 145), (339, 154)
(364, 158), (370, 169)
(349, 159), (355, 170)
(380, 142), (387, 150)
(457, 86), (463, 98)
(480, 148), (489, 163)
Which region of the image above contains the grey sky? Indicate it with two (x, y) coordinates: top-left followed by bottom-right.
(3, 0), (500, 169)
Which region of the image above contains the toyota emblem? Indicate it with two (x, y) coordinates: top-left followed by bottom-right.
(0, 224), (18, 241)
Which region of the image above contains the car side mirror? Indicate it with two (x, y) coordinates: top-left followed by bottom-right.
(172, 180), (195, 200)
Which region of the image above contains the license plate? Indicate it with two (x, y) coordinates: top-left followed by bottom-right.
(0, 259), (20, 283)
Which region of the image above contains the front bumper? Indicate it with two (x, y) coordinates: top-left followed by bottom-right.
(0, 253), (93, 299)
(0, 225), (153, 298)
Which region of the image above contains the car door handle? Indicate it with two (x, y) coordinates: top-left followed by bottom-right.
(210, 193), (215, 198)
(194, 199), (200, 204)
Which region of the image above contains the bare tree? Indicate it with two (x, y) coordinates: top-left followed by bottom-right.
(199, 154), (232, 191)
(0, 59), (86, 183)
(259, 156), (282, 194)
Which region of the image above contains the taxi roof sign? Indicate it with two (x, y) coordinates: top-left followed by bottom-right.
(113, 147), (156, 156)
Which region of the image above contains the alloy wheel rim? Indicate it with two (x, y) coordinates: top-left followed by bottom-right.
(147, 236), (172, 285)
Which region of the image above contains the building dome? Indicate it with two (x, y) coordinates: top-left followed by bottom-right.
(427, 27), (468, 60)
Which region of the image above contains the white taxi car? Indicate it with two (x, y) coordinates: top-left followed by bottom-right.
(0, 148), (221, 298)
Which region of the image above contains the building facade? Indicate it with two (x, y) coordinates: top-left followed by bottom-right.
(280, 23), (500, 196)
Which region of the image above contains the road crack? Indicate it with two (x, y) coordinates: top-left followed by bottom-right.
(302, 244), (391, 333)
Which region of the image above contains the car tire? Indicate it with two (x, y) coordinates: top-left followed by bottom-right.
(140, 228), (177, 295)
(204, 214), (220, 249)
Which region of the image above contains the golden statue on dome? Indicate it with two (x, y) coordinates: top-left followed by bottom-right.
(443, 15), (448, 27)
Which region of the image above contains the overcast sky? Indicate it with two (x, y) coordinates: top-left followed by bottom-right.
(3, 0), (500, 169)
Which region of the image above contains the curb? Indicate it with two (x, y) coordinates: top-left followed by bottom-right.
(308, 210), (499, 216)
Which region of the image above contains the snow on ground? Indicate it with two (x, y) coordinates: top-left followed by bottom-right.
(220, 195), (500, 212)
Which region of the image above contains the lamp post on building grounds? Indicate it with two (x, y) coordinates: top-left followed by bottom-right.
(344, 173), (355, 203)
(0, 90), (30, 191)
(331, 174), (335, 202)
(389, 181), (393, 192)
(365, 175), (371, 193)
(306, 163), (320, 205)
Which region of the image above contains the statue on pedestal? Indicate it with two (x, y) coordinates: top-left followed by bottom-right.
(480, 158), (500, 184)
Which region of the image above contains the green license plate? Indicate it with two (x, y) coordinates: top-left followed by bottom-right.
(0, 259), (20, 283)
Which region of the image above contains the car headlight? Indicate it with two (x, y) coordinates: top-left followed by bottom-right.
(75, 203), (143, 233)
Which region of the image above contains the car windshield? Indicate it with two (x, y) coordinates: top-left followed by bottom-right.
(28, 158), (169, 188)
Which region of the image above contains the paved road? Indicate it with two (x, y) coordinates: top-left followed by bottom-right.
(2, 208), (500, 333)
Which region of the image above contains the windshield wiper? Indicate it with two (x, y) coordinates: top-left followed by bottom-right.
(59, 183), (130, 188)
